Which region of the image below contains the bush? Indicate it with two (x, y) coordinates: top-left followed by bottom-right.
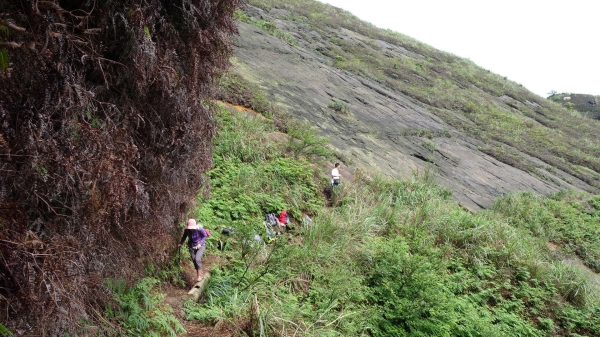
(328, 100), (350, 114)
(186, 110), (600, 335)
(285, 120), (331, 159)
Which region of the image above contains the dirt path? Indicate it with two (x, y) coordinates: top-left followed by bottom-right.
(217, 100), (268, 120)
(163, 254), (236, 337)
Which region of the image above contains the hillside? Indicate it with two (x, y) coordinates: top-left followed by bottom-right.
(548, 93), (600, 120)
(178, 103), (600, 337)
(3, 0), (600, 335)
(227, 0), (600, 210)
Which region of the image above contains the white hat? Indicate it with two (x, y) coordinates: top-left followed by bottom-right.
(186, 219), (198, 229)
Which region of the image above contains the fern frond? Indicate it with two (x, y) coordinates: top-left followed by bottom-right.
(0, 24), (9, 37)
(0, 49), (8, 71)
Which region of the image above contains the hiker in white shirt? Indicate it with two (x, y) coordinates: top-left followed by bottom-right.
(331, 163), (341, 187)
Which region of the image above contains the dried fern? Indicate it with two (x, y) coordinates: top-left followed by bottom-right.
(0, 0), (242, 334)
(0, 134), (8, 150)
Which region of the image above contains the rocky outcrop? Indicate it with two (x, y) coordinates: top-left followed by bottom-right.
(231, 7), (593, 210)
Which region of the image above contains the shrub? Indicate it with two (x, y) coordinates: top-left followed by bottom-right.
(0, 324), (13, 337)
(197, 106), (323, 227)
(493, 192), (600, 273)
(285, 120), (331, 159)
(328, 100), (350, 114)
(423, 139), (436, 152)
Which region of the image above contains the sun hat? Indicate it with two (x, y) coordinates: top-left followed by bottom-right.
(186, 219), (198, 229)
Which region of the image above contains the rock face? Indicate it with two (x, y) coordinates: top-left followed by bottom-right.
(231, 7), (593, 210)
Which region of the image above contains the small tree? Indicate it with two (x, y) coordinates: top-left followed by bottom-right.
(285, 120), (331, 159)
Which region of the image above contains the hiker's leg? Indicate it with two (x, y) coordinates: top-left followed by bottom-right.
(193, 245), (206, 281)
(189, 246), (202, 281)
(188, 247), (198, 268)
(196, 244), (206, 268)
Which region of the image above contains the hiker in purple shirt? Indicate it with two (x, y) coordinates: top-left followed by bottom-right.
(178, 219), (208, 282)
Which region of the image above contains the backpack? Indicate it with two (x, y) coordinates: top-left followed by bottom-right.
(264, 222), (277, 242)
(265, 213), (278, 227)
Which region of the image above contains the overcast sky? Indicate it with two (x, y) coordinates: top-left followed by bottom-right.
(317, 0), (600, 97)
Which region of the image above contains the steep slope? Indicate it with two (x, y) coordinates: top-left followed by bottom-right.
(228, 1), (600, 210)
(181, 103), (600, 337)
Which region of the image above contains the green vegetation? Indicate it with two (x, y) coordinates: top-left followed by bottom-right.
(235, 10), (296, 45)
(243, 0), (600, 190)
(328, 100), (350, 114)
(548, 93), (600, 120)
(402, 128), (451, 139)
(286, 120), (332, 159)
(494, 191), (600, 273)
(179, 102), (600, 336)
(423, 139), (436, 152)
(0, 24), (8, 71)
(197, 105), (325, 227)
(0, 324), (13, 337)
(106, 278), (185, 337)
(217, 72), (281, 119)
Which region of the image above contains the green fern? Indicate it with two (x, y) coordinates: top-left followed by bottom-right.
(0, 50), (8, 71)
(0, 323), (13, 337)
(0, 24), (9, 71)
(105, 277), (185, 337)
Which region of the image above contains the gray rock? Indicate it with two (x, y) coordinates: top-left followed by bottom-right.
(231, 19), (593, 211)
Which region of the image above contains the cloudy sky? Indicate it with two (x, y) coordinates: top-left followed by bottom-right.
(317, 0), (600, 97)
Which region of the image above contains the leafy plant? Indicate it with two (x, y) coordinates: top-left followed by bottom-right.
(197, 105), (323, 227)
(0, 323), (13, 337)
(171, 13), (600, 332)
(235, 10), (296, 45)
(494, 191), (600, 274)
(105, 278), (185, 337)
(180, 96), (600, 336)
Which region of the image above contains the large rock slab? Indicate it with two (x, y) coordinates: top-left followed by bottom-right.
(231, 18), (590, 210)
